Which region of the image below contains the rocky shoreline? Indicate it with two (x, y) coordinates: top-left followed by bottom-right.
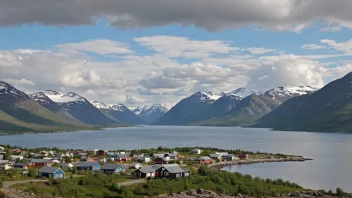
(155, 188), (351, 198)
(209, 157), (312, 170)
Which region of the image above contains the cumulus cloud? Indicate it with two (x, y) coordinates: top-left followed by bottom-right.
(247, 55), (325, 91)
(320, 39), (352, 53)
(125, 95), (146, 104)
(56, 39), (133, 55)
(1, 0), (352, 32)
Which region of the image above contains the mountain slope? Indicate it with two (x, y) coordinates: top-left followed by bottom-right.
(154, 92), (221, 125)
(30, 92), (83, 124)
(192, 94), (280, 126)
(51, 93), (119, 125)
(0, 81), (86, 133)
(133, 104), (169, 124)
(92, 101), (145, 125)
(254, 72), (352, 132)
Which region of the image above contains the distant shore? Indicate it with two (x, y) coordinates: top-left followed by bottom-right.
(209, 157), (312, 170)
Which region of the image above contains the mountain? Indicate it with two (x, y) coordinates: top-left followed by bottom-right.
(133, 104), (169, 123)
(42, 91), (119, 125)
(30, 92), (83, 124)
(228, 87), (260, 98)
(191, 86), (318, 126)
(91, 101), (145, 125)
(154, 92), (221, 125)
(0, 81), (84, 133)
(254, 72), (352, 132)
(264, 86), (318, 103)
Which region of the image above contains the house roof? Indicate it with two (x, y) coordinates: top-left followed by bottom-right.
(200, 156), (212, 160)
(13, 162), (28, 167)
(227, 154), (235, 157)
(30, 159), (51, 163)
(0, 160), (9, 165)
(138, 165), (161, 173)
(60, 163), (73, 168)
(39, 166), (62, 174)
(101, 163), (124, 170)
(162, 164), (186, 174)
(76, 162), (99, 167)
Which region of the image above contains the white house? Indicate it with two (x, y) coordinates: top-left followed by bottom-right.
(0, 160), (12, 170)
(192, 149), (202, 154)
(139, 156), (151, 163)
(130, 162), (142, 169)
(9, 155), (23, 161)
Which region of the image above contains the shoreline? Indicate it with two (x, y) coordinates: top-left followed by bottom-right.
(209, 157), (312, 170)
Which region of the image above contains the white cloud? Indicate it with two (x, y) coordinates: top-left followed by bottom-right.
(134, 36), (236, 58)
(242, 48), (277, 55)
(301, 44), (326, 50)
(56, 39), (133, 55)
(320, 39), (352, 53)
(125, 95), (146, 105)
(247, 55), (325, 91)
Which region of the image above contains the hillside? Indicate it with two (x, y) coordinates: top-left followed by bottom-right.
(0, 82), (89, 134)
(192, 94), (280, 126)
(134, 104), (169, 124)
(254, 72), (352, 132)
(154, 92), (220, 125)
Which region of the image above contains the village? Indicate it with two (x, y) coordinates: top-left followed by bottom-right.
(0, 146), (260, 181)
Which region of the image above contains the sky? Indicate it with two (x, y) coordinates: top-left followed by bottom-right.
(1, 0), (352, 108)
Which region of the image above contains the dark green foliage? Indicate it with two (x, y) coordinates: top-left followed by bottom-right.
(336, 187), (346, 196)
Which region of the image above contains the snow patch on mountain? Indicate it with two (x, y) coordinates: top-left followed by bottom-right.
(29, 92), (50, 104)
(133, 104), (169, 116)
(265, 86), (318, 101)
(90, 101), (110, 109)
(109, 104), (128, 112)
(0, 81), (29, 99)
(228, 88), (260, 98)
(42, 90), (87, 103)
(191, 92), (221, 103)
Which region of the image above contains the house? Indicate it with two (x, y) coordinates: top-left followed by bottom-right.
(53, 153), (63, 161)
(133, 164), (190, 179)
(39, 151), (49, 157)
(114, 154), (131, 162)
(11, 149), (21, 154)
(75, 161), (100, 171)
(60, 163), (74, 170)
(73, 151), (87, 157)
(101, 164), (125, 174)
(192, 149), (202, 154)
(38, 166), (65, 179)
(13, 162), (29, 169)
(161, 164), (190, 179)
(29, 159), (52, 167)
(21, 150), (28, 155)
(80, 158), (95, 162)
(0, 147), (4, 152)
(226, 154), (238, 161)
(96, 150), (107, 156)
(133, 165), (161, 178)
(154, 157), (169, 164)
(165, 152), (179, 160)
(139, 156), (151, 163)
(209, 154), (221, 160)
(9, 155), (24, 161)
(0, 152), (5, 160)
(239, 154), (249, 160)
(216, 152), (229, 160)
(0, 160), (12, 170)
(130, 162), (142, 169)
(199, 156), (213, 164)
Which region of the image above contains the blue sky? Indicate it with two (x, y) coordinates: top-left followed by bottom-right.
(1, 0), (352, 108)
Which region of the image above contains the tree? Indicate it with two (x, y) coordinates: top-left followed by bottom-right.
(336, 187), (345, 196)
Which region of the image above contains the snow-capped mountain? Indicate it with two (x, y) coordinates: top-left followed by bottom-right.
(133, 104), (169, 124)
(91, 101), (145, 125)
(35, 90), (118, 125)
(30, 92), (83, 124)
(264, 86), (318, 103)
(191, 92), (221, 103)
(0, 81), (29, 99)
(154, 91), (221, 125)
(227, 88), (260, 98)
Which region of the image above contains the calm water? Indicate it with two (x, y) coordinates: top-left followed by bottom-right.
(0, 126), (351, 192)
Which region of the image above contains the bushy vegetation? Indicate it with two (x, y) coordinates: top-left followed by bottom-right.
(13, 166), (305, 198)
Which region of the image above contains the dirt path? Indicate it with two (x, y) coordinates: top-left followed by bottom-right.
(117, 179), (146, 186)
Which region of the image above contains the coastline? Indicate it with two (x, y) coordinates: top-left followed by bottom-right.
(209, 157), (312, 170)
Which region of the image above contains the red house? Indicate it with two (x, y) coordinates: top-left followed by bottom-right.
(96, 150), (107, 156)
(29, 159), (52, 167)
(114, 154), (131, 162)
(199, 156), (213, 164)
(239, 154), (249, 160)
